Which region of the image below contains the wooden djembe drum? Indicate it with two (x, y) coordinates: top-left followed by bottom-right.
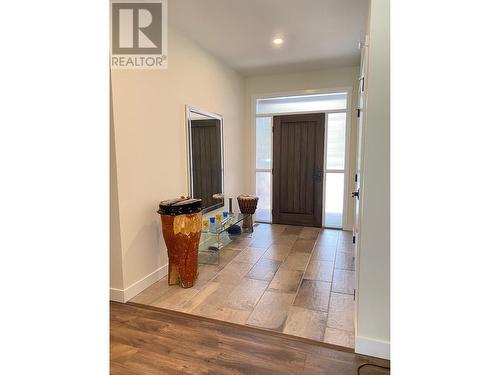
(237, 195), (259, 232)
(157, 197), (202, 288)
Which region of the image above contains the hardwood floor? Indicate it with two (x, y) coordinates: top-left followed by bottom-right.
(111, 302), (390, 374)
(130, 223), (357, 348)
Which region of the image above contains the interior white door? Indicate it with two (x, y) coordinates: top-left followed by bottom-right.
(353, 42), (368, 299)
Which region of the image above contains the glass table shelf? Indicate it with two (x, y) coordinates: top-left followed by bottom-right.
(199, 213), (250, 265)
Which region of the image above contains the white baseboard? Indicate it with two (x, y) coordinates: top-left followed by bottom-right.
(355, 335), (390, 360)
(110, 287), (125, 303)
(109, 264), (167, 303)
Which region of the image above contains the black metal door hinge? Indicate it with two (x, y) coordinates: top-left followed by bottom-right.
(357, 108), (361, 118)
(352, 235), (356, 244)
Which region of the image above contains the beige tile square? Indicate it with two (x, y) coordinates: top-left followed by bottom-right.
(291, 239), (316, 253)
(283, 307), (327, 341)
(319, 229), (341, 238)
(225, 237), (253, 249)
(332, 269), (355, 295)
(179, 281), (221, 313)
(268, 224), (286, 234)
(224, 278), (269, 310)
(263, 244), (292, 262)
(337, 232), (354, 249)
(272, 234), (298, 246)
(293, 280), (331, 312)
(311, 245), (336, 261)
(223, 243), (246, 250)
(282, 252), (311, 271)
(196, 264), (220, 282)
(258, 232), (283, 241)
(210, 307), (252, 325)
(304, 260), (334, 282)
(268, 267), (303, 293)
(283, 226), (303, 235)
(189, 301), (222, 319)
(246, 291), (295, 331)
(253, 223), (276, 232)
(188, 282), (237, 317)
(335, 251), (355, 271)
(213, 261), (254, 285)
(250, 237), (273, 249)
(336, 241), (354, 254)
(246, 258), (281, 281)
(218, 248), (240, 268)
(327, 293), (354, 332)
(323, 328), (354, 348)
(129, 276), (171, 305)
(338, 231), (353, 241)
(150, 285), (200, 311)
(232, 246), (267, 264)
(316, 235), (338, 247)
(298, 227), (320, 240)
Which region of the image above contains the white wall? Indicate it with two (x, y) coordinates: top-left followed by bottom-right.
(110, 28), (245, 300)
(355, 0), (390, 359)
(110, 93), (124, 292)
(244, 66), (360, 230)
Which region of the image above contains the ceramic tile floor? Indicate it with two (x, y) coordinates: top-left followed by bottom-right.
(130, 223), (356, 348)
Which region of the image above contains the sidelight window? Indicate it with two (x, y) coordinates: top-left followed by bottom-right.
(255, 117), (273, 222)
(324, 112), (347, 228)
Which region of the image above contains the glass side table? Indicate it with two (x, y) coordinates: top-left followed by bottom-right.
(198, 213), (250, 265)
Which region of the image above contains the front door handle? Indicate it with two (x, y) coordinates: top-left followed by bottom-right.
(314, 171), (323, 179)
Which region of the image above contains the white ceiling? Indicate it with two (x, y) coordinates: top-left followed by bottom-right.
(169, 0), (369, 76)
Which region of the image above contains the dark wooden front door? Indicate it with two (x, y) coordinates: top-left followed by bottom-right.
(272, 113), (325, 227)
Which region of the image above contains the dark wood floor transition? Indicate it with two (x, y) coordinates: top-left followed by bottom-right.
(111, 302), (389, 374)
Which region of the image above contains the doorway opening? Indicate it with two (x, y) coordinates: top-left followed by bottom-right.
(254, 90), (351, 229)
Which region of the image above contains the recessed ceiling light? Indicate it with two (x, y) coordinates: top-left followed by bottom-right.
(273, 38), (283, 45)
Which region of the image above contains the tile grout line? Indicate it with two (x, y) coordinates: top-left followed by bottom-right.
(325, 233), (356, 346)
(283, 228), (327, 338)
(322, 233), (340, 343)
(289, 231), (318, 307)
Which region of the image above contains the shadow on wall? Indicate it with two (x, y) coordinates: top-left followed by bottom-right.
(124, 218), (168, 287)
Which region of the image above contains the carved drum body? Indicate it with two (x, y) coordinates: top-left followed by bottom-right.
(237, 195), (259, 231)
(158, 198), (202, 288)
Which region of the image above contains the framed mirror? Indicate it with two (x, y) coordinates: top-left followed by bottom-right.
(186, 105), (224, 213)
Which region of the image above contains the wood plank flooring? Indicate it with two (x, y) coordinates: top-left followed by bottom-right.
(130, 223), (357, 348)
(111, 302), (390, 374)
